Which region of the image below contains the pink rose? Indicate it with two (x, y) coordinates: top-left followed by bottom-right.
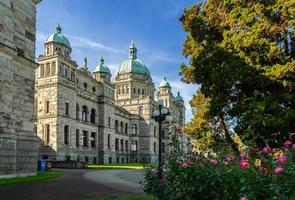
(259, 166), (268, 174)
(210, 159), (217, 165)
(187, 159), (192, 165)
(274, 166), (284, 174)
(225, 155), (234, 162)
(239, 159), (249, 169)
(278, 153), (287, 165)
(263, 146), (272, 153)
(240, 196), (248, 200)
(240, 152), (248, 160)
(160, 178), (165, 184)
(284, 140), (292, 148)
(181, 162), (188, 168)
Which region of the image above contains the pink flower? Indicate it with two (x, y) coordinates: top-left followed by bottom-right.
(249, 147), (256, 154)
(160, 178), (165, 184)
(181, 162), (188, 168)
(292, 144), (295, 149)
(240, 196), (248, 200)
(225, 155), (234, 162)
(223, 161), (228, 165)
(210, 159), (217, 165)
(240, 152), (248, 160)
(284, 140), (292, 148)
(259, 166), (268, 174)
(274, 166), (284, 174)
(239, 160), (249, 169)
(278, 153), (287, 165)
(187, 159), (192, 165)
(263, 146), (272, 153)
(256, 150), (263, 155)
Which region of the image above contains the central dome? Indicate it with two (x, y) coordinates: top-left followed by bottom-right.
(117, 42), (150, 76)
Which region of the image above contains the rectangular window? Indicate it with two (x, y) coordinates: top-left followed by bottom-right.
(115, 138), (119, 151)
(93, 157), (97, 164)
(107, 134), (111, 148)
(125, 140), (128, 151)
(108, 117), (111, 126)
(91, 132), (96, 148)
(154, 142), (157, 153)
(45, 101), (50, 113)
(162, 142), (165, 153)
(65, 102), (69, 116)
(83, 131), (88, 147)
(64, 125), (69, 145)
(76, 129), (79, 147)
(85, 157), (89, 163)
(120, 139), (124, 151)
(116, 157), (119, 163)
(109, 157), (112, 164)
(133, 88), (136, 94)
(161, 130), (165, 138)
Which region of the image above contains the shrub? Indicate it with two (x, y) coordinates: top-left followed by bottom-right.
(143, 132), (295, 200)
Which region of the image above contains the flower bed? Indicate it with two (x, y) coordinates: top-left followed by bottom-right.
(143, 136), (295, 200)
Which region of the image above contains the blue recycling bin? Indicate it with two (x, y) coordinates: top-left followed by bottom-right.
(38, 160), (47, 172)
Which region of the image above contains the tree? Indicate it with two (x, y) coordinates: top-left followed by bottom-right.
(180, 0), (295, 148)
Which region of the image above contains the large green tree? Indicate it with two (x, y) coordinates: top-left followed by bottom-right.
(181, 0), (295, 148)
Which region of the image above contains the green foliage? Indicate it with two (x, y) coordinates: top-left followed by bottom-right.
(180, 0), (295, 147)
(143, 131), (295, 200)
(0, 171), (62, 185)
(87, 196), (154, 200)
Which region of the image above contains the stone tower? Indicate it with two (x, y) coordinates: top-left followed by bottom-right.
(0, 0), (41, 178)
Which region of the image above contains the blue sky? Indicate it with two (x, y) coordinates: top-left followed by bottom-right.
(36, 0), (200, 121)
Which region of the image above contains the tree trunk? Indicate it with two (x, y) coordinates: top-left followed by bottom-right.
(219, 114), (240, 154)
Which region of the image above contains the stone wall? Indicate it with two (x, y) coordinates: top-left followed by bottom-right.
(0, 0), (40, 178)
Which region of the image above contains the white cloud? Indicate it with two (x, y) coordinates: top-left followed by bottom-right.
(66, 34), (125, 54)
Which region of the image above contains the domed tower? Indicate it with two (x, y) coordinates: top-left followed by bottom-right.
(93, 57), (112, 84)
(175, 91), (186, 127)
(157, 77), (173, 107)
(44, 24), (71, 58)
(115, 41), (155, 101)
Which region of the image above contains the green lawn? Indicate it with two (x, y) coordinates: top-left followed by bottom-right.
(87, 163), (155, 170)
(88, 196), (155, 200)
(0, 171), (62, 185)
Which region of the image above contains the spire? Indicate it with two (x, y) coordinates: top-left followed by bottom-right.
(128, 41), (137, 59)
(100, 56), (104, 65)
(164, 77), (167, 81)
(56, 23), (62, 33)
(177, 91), (180, 96)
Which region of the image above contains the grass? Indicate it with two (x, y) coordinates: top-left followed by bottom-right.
(0, 171), (62, 185)
(87, 163), (155, 170)
(87, 196), (155, 200)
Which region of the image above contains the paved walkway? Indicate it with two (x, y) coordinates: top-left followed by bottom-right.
(0, 169), (144, 200)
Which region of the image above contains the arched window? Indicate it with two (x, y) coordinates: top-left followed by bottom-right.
(76, 103), (79, 120)
(139, 106), (144, 116)
(115, 120), (119, 132)
(45, 124), (50, 144)
(120, 121), (124, 134)
(125, 123), (128, 135)
(82, 105), (88, 122)
(90, 108), (96, 124)
(137, 88), (140, 94)
(132, 124), (137, 135)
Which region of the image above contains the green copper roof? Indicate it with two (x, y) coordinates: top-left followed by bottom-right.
(117, 41), (150, 76)
(46, 24), (71, 47)
(159, 77), (171, 88)
(93, 57), (111, 75)
(175, 91), (184, 103)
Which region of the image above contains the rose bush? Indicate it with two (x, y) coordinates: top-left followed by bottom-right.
(143, 132), (295, 200)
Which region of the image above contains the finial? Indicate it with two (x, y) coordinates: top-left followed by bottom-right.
(128, 40), (137, 59)
(100, 56), (104, 64)
(177, 91), (180, 96)
(164, 77), (167, 81)
(56, 23), (62, 33)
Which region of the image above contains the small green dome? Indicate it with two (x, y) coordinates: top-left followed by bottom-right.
(46, 24), (71, 47)
(117, 41), (150, 76)
(175, 91), (184, 103)
(159, 77), (171, 88)
(93, 57), (111, 75)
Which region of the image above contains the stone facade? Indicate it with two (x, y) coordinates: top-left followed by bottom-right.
(0, 0), (40, 178)
(36, 26), (189, 164)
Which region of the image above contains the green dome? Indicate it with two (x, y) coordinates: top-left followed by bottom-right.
(93, 57), (111, 75)
(159, 77), (171, 88)
(117, 42), (150, 76)
(175, 91), (184, 103)
(46, 24), (71, 47)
